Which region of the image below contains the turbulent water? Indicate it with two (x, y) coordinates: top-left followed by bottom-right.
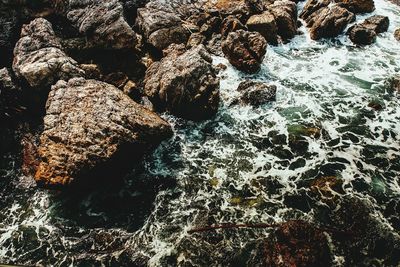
(1, 1), (400, 266)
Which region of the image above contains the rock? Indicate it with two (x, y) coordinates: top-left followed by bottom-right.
(0, 6), (20, 67)
(222, 30), (267, 73)
(144, 44), (220, 120)
(13, 18), (84, 88)
(221, 16), (247, 37)
(136, 2), (191, 50)
(347, 15), (389, 45)
(391, 75), (400, 93)
(335, 0), (375, 13)
(268, 0), (298, 41)
(395, 28), (400, 41)
(0, 68), (23, 120)
(67, 0), (137, 49)
(34, 78), (172, 188)
(301, 3), (355, 40)
(187, 33), (206, 49)
(246, 12), (278, 44)
(264, 220), (332, 267)
(236, 80), (277, 106)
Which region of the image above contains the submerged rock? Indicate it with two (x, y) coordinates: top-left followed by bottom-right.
(144, 44), (220, 120)
(34, 78), (172, 188)
(136, 2), (191, 50)
(13, 18), (84, 88)
(222, 30), (267, 73)
(347, 15), (389, 45)
(301, 3), (355, 40)
(236, 80), (277, 106)
(395, 28), (400, 41)
(67, 0), (137, 49)
(264, 220), (332, 267)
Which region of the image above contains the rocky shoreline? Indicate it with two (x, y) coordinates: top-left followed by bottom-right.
(1, 0), (400, 266)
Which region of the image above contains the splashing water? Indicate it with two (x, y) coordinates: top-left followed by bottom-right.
(1, 0), (400, 266)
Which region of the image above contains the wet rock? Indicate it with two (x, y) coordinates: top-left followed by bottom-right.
(301, 3), (355, 40)
(236, 80), (277, 106)
(222, 30), (267, 73)
(67, 0), (137, 49)
(347, 15), (389, 45)
(246, 12), (278, 44)
(34, 78), (172, 188)
(221, 16), (247, 37)
(264, 220), (332, 267)
(136, 2), (191, 51)
(144, 44), (220, 120)
(395, 28), (400, 41)
(391, 75), (400, 93)
(13, 18), (84, 88)
(268, 0), (298, 41)
(310, 176), (344, 198)
(335, 0), (375, 13)
(0, 68), (24, 120)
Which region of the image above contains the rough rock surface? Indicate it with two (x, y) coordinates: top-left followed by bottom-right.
(268, 0), (298, 41)
(13, 18), (84, 88)
(246, 12), (278, 44)
(67, 0), (137, 49)
(391, 75), (400, 93)
(335, 0), (375, 13)
(347, 15), (389, 45)
(395, 28), (400, 41)
(264, 220), (332, 267)
(221, 15), (247, 37)
(236, 80), (277, 106)
(0, 68), (23, 120)
(301, 3), (355, 40)
(222, 30), (267, 73)
(0, 6), (20, 67)
(136, 2), (191, 50)
(35, 78), (172, 188)
(144, 44), (220, 120)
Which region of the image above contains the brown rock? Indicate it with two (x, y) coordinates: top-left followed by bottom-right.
(347, 15), (389, 45)
(268, 0), (298, 41)
(222, 30), (267, 73)
(144, 44), (220, 120)
(395, 28), (400, 41)
(237, 80), (277, 106)
(35, 78), (172, 188)
(221, 16), (247, 37)
(246, 12), (278, 44)
(335, 0), (375, 13)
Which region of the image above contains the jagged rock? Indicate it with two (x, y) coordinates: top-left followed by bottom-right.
(34, 78), (172, 188)
(222, 30), (267, 73)
(264, 220), (332, 267)
(236, 80), (276, 106)
(0, 68), (23, 120)
(187, 33), (207, 49)
(395, 28), (400, 41)
(221, 16), (247, 37)
(268, 0), (298, 41)
(67, 0), (137, 49)
(246, 12), (278, 44)
(144, 44), (220, 120)
(0, 6), (20, 67)
(347, 15), (389, 45)
(136, 2), (191, 50)
(301, 3), (355, 40)
(335, 0), (375, 13)
(13, 18), (84, 88)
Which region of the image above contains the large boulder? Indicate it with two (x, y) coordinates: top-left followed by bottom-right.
(335, 0), (375, 13)
(35, 78), (172, 188)
(347, 15), (389, 45)
(136, 2), (191, 50)
(236, 80), (277, 106)
(144, 44), (220, 120)
(67, 0), (137, 49)
(246, 12), (278, 44)
(13, 18), (84, 88)
(268, 0), (298, 41)
(222, 29), (267, 73)
(300, 3), (355, 40)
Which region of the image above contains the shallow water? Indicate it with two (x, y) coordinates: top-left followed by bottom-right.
(1, 0), (400, 266)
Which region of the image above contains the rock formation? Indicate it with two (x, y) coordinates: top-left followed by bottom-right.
(347, 15), (389, 45)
